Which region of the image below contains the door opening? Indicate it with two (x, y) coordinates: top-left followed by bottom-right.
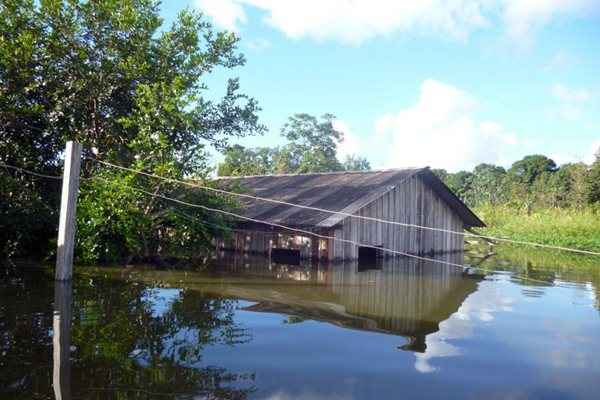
(271, 248), (301, 265)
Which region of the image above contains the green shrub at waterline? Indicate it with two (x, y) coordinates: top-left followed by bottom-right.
(474, 204), (600, 253)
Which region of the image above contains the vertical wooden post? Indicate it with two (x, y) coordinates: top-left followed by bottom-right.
(56, 141), (82, 281)
(310, 235), (319, 262)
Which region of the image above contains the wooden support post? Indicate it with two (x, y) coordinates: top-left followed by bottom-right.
(56, 141), (82, 281)
(311, 235), (320, 262)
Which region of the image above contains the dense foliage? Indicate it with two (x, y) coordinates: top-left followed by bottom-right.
(217, 113), (371, 176)
(1, 0), (264, 262)
(434, 151), (600, 251)
(433, 152), (600, 211)
(1, 1), (598, 262)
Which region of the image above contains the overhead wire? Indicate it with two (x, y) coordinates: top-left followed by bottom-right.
(0, 162), (565, 285)
(91, 175), (558, 286)
(87, 157), (600, 257)
(0, 163), (63, 180)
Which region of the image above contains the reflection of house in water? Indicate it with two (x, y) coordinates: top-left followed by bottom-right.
(202, 253), (481, 353)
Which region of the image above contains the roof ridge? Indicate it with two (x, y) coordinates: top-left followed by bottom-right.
(214, 167), (426, 180)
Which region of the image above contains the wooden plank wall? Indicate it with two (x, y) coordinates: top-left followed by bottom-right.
(215, 231), (313, 259)
(332, 175), (465, 260)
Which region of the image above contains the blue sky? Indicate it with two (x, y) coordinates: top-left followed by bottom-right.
(164, 1), (599, 172)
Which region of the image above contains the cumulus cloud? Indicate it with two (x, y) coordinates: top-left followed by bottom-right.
(503, 0), (596, 40)
(373, 79), (519, 171)
(196, 0), (246, 32)
(246, 37), (272, 52)
(585, 140), (600, 165)
(552, 83), (592, 120)
(332, 119), (362, 161)
(196, 0), (599, 44)
(552, 83), (591, 103)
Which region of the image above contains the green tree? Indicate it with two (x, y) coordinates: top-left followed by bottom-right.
(217, 113), (358, 176)
(342, 155), (371, 171)
(470, 163), (508, 205)
(561, 162), (591, 208)
(275, 113), (343, 173)
(444, 171), (474, 205)
(431, 168), (449, 182)
(587, 148), (600, 204)
(508, 155), (558, 185)
(217, 145), (276, 176)
(0, 0), (264, 262)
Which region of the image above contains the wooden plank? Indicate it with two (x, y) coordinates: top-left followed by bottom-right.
(55, 141), (82, 281)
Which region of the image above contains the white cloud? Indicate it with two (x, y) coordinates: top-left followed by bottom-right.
(552, 83), (591, 103)
(545, 50), (574, 71)
(585, 140), (600, 165)
(552, 83), (592, 120)
(196, 0), (246, 32)
(246, 37), (271, 52)
(373, 79), (519, 171)
(332, 120), (362, 161)
(503, 0), (595, 40)
(196, 0), (599, 44)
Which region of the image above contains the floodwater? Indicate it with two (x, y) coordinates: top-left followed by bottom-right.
(1, 248), (600, 399)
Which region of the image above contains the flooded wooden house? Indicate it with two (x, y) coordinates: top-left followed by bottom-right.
(214, 168), (484, 262)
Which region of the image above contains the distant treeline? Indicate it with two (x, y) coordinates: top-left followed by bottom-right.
(437, 153), (600, 252)
(432, 153), (600, 210)
(220, 127), (600, 212)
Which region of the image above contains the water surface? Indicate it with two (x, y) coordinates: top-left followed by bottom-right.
(1, 249), (600, 399)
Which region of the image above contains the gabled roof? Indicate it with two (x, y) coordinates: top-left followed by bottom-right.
(215, 168), (485, 229)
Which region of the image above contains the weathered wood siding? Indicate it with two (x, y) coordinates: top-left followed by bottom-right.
(332, 175), (464, 260)
(215, 231), (313, 259)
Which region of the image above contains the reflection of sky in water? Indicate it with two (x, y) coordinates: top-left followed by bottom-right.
(142, 287), (182, 317)
(123, 266), (600, 400)
(194, 272), (600, 400)
(415, 275), (516, 373)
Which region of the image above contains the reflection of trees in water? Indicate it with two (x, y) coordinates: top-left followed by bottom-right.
(467, 245), (600, 307)
(0, 268), (255, 399)
(0, 269), (55, 397)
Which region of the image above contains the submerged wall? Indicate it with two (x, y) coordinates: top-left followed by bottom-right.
(215, 176), (466, 261)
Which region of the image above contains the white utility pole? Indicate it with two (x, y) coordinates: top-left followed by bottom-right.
(55, 141), (82, 281)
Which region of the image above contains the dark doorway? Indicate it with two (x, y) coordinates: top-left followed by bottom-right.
(271, 248), (301, 265)
(358, 246), (382, 270)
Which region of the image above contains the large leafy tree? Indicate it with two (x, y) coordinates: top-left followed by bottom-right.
(0, 0), (264, 262)
(217, 113), (370, 176)
(508, 155), (558, 185)
(217, 145), (276, 177)
(470, 163), (508, 205)
(275, 113), (344, 173)
(342, 154), (371, 171)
